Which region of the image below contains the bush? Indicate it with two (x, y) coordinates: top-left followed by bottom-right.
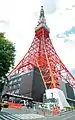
(64, 106), (75, 111)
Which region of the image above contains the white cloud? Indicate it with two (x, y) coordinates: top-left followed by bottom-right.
(45, 0), (75, 70)
(40, 0), (57, 14)
(0, 0), (75, 71)
(53, 38), (75, 71)
(0, 0), (41, 64)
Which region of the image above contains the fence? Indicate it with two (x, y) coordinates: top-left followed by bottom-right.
(7, 101), (22, 109)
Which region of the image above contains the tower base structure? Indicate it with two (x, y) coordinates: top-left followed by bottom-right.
(45, 88), (70, 110)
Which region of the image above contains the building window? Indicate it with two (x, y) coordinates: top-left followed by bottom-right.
(9, 86), (12, 89)
(28, 73), (30, 76)
(18, 78), (21, 82)
(18, 84), (20, 87)
(9, 81), (12, 85)
(14, 79), (17, 83)
(15, 89), (19, 93)
(11, 91), (14, 94)
(13, 85), (16, 89)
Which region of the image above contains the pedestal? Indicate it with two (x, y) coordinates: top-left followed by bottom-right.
(45, 88), (70, 110)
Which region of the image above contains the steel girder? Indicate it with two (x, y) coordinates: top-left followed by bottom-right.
(8, 27), (75, 89)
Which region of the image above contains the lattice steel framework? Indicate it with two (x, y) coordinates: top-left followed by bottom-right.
(8, 6), (75, 89)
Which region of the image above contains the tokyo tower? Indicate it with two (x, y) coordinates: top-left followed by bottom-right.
(8, 6), (75, 89)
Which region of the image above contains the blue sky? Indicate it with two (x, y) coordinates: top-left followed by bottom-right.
(0, 0), (75, 74)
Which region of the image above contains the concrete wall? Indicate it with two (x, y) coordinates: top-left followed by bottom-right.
(65, 83), (75, 99)
(19, 71), (33, 97)
(60, 80), (75, 100)
(32, 67), (45, 102)
(19, 67), (45, 102)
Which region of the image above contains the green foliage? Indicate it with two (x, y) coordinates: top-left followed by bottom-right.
(0, 32), (15, 79)
(64, 106), (75, 111)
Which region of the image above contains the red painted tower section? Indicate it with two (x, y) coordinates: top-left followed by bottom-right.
(8, 6), (75, 89)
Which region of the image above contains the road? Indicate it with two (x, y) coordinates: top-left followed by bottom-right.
(0, 112), (20, 120)
(43, 111), (75, 120)
(2, 107), (75, 120)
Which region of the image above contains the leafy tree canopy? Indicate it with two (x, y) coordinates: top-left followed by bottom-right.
(0, 33), (15, 79)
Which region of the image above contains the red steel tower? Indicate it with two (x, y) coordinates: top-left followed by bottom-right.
(8, 6), (75, 89)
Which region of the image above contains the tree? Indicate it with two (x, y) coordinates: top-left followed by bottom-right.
(0, 32), (15, 108)
(0, 32), (15, 79)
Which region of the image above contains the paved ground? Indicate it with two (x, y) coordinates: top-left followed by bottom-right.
(15, 114), (44, 120)
(0, 112), (20, 120)
(0, 112), (44, 120)
(2, 107), (75, 120)
(46, 111), (75, 120)
(0, 111), (75, 120)
(2, 107), (45, 119)
(2, 107), (50, 116)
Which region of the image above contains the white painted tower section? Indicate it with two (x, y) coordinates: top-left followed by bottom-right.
(35, 6), (49, 32)
(45, 88), (70, 110)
